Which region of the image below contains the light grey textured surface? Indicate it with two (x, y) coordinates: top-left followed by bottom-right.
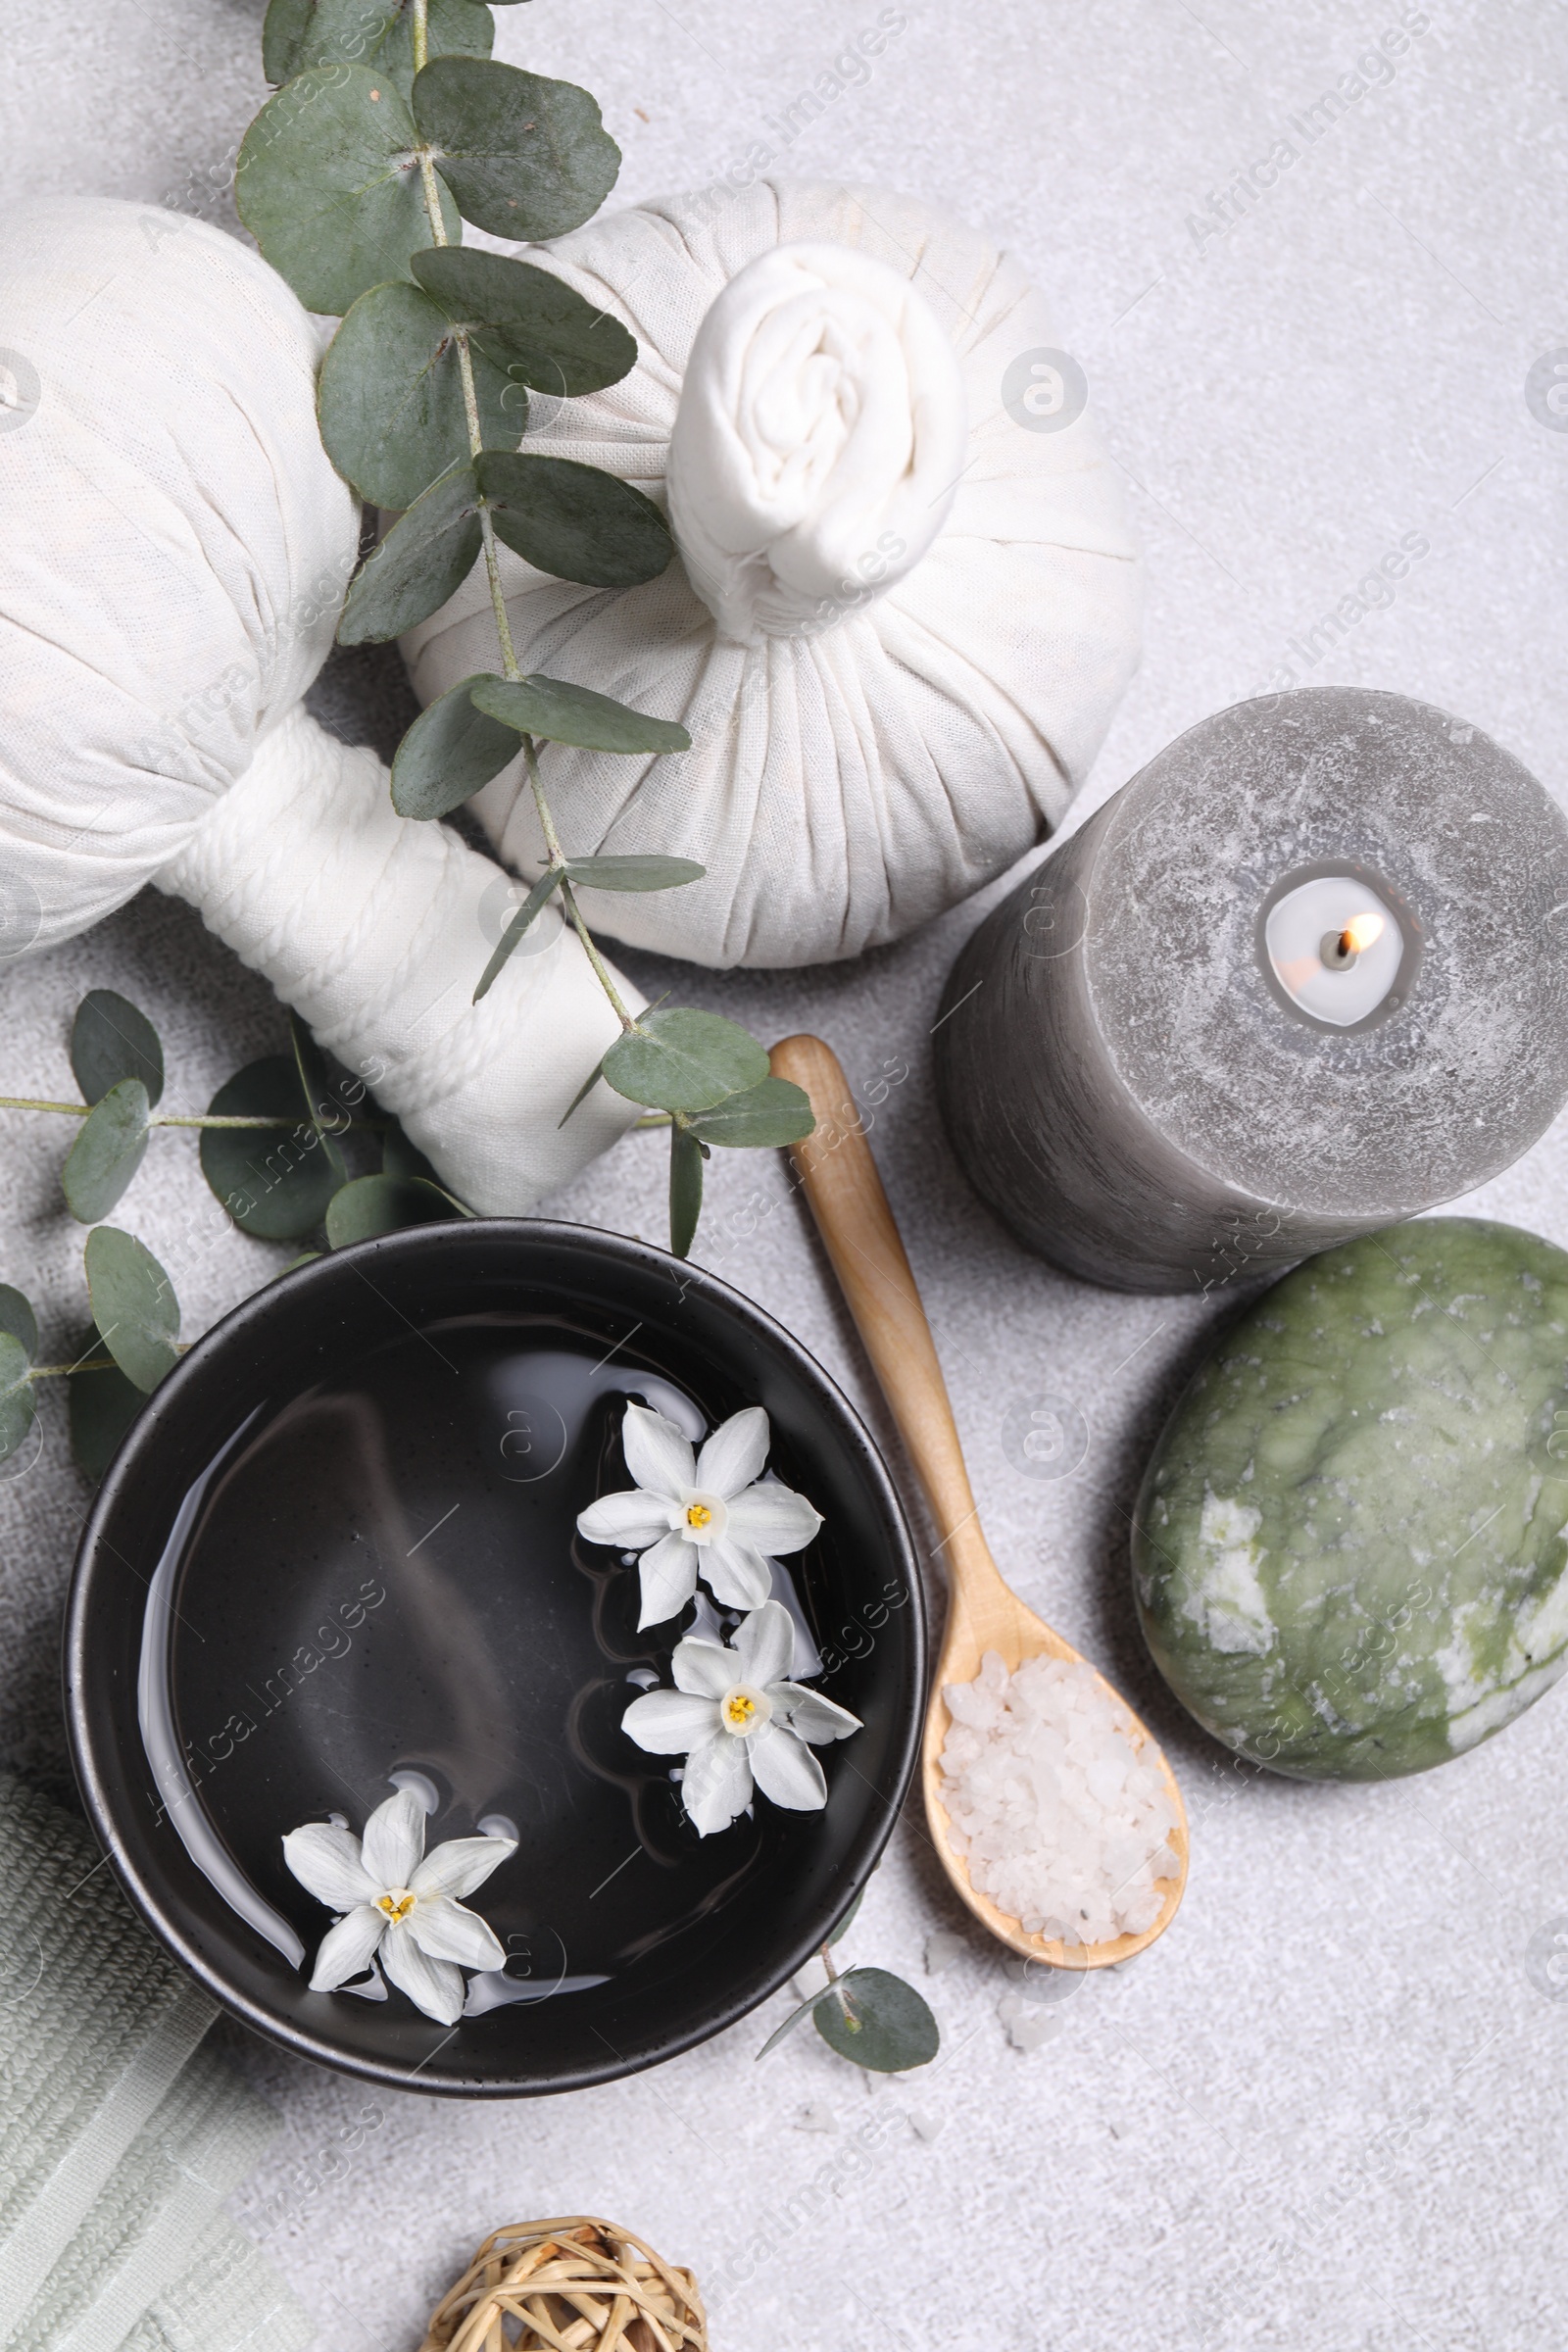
(4, 4), (1568, 2348)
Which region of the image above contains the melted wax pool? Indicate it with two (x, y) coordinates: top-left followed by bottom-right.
(138, 1313), (825, 2014)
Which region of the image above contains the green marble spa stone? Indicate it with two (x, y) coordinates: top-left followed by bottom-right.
(1133, 1218), (1568, 1780)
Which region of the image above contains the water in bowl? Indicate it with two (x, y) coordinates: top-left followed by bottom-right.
(137, 1312), (823, 2018)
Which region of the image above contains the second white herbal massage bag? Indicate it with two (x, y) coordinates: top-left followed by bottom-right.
(403, 178), (1144, 969)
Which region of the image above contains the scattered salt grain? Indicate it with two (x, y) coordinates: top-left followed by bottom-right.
(998, 1991), (1058, 2053)
(796, 2103), (837, 2133)
(940, 1650), (1179, 1944)
(923, 1930), (966, 1976)
(907, 2110), (944, 2141)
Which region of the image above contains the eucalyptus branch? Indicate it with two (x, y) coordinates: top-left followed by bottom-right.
(406, 0), (636, 1045)
(409, 3), (523, 683)
(233, 2), (818, 1257)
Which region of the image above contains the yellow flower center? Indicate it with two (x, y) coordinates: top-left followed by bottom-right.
(376, 1889), (416, 1923)
(722, 1690), (758, 1730)
(685, 1501), (713, 1530)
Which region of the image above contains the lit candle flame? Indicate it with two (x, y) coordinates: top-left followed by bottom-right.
(1339, 911), (1385, 956)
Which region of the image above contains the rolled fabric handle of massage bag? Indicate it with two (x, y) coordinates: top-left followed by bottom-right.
(158, 707), (641, 1214)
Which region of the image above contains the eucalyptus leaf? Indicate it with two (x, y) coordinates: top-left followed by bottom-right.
(564, 856), (705, 893)
(0, 1286), (38, 1366)
(235, 67), (459, 318)
(339, 462), (482, 645)
(62, 1080), (152, 1225)
(469, 672), (689, 757)
(289, 1014), (350, 1187)
(72, 989), (165, 1109)
(375, 0), (493, 93)
(319, 283), (527, 511)
(0, 1336), (30, 1402)
(689, 1076), (814, 1151)
(69, 1348), (144, 1482)
(414, 57), (620, 240)
(324, 1173), (466, 1247)
(83, 1228), (180, 1396)
(826, 1886), (865, 1946)
(472, 868), (564, 1002)
(410, 246), (636, 395)
(476, 451), (673, 588)
(811, 1968), (940, 2073)
(0, 1342), (36, 1469)
(755, 1980), (845, 2061)
(261, 0), (315, 81)
(556, 1051), (607, 1128)
(264, 0), (493, 101)
(392, 673), (519, 819)
(602, 1010), (769, 1115)
(199, 1059), (338, 1242)
(669, 1123), (704, 1260)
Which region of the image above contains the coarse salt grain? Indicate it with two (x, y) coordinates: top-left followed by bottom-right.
(939, 1650), (1179, 1943)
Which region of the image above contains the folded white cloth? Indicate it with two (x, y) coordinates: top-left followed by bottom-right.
(403, 177), (1144, 968)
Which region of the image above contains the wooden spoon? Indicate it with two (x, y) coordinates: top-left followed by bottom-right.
(770, 1033), (1188, 1971)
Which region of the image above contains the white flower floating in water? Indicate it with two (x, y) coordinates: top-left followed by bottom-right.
(282, 1787), (514, 2027)
(577, 1402), (822, 1628)
(622, 1598), (861, 1837)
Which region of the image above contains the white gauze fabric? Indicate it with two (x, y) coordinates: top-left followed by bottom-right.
(402, 178), (1143, 969)
(0, 196), (640, 1213)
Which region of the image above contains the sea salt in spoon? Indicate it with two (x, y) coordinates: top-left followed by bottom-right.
(770, 1035), (1188, 1971)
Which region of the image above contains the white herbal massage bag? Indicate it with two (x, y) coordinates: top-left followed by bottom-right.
(403, 178), (1144, 969)
(0, 197), (640, 1214)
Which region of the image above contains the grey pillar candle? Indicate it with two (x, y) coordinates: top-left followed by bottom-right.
(933, 689), (1568, 1293)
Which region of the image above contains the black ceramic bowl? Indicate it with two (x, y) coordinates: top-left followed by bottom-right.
(66, 1222), (923, 2096)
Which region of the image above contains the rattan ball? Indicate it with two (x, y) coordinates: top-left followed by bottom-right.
(419, 2218), (708, 2352)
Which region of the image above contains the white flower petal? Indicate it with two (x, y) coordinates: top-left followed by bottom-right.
(699, 1537), (773, 1611)
(621, 1403), (697, 1501)
(410, 1834), (515, 1902)
(671, 1637), (734, 1698)
(282, 1823), (377, 1913)
(361, 1788), (426, 1889)
(381, 1919), (466, 2025)
(769, 1682), (864, 1744)
(308, 1906), (385, 1991)
(733, 1599), (795, 1690)
(577, 1489), (674, 1547)
(407, 1893), (506, 1973)
(695, 1405), (770, 1499)
(725, 1482), (823, 1556)
(680, 1733), (754, 1837)
(748, 1722), (829, 1811)
(622, 1687), (721, 1752)
(637, 1528), (699, 1628)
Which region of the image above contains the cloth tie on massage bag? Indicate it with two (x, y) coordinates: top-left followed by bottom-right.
(0, 196), (641, 1215)
(402, 178), (1144, 970)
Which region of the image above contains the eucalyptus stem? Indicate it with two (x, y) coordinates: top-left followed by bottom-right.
(559, 879), (639, 1031)
(519, 732), (565, 865)
(818, 1938), (861, 2030)
(0, 1098), (351, 1131)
